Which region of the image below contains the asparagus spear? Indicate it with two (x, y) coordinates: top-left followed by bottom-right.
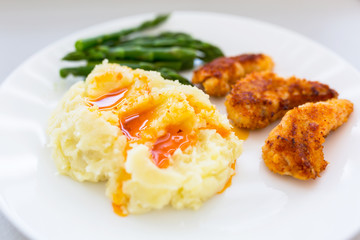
(64, 34), (223, 63)
(60, 65), (94, 78)
(157, 68), (192, 85)
(63, 34), (190, 60)
(107, 32), (193, 46)
(64, 46), (197, 62)
(62, 51), (87, 61)
(59, 64), (192, 85)
(107, 46), (197, 62)
(119, 38), (197, 47)
(75, 14), (170, 51)
(118, 38), (223, 61)
(87, 60), (183, 71)
(158, 32), (193, 39)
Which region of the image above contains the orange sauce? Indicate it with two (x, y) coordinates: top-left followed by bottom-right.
(112, 168), (131, 217)
(218, 160), (236, 194)
(119, 110), (153, 141)
(217, 126), (247, 194)
(88, 88), (128, 110)
(213, 125), (231, 138)
(119, 110), (196, 169)
(112, 202), (128, 217)
(151, 129), (195, 168)
(101, 93), (248, 214)
(231, 124), (250, 140)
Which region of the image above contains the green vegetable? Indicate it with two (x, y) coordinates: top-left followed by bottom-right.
(64, 46), (197, 63)
(157, 68), (192, 85)
(107, 32), (193, 46)
(64, 34), (223, 63)
(87, 60), (184, 71)
(59, 63), (193, 85)
(61, 13), (224, 86)
(119, 36), (223, 61)
(60, 65), (94, 78)
(74, 14), (170, 51)
(62, 51), (87, 61)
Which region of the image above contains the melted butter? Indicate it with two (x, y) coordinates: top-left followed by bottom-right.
(151, 129), (195, 169)
(218, 160), (236, 194)
(88, 88), (128, 110)
(119, 110), (154, 141)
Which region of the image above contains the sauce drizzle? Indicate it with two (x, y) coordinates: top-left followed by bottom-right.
(111, 168), (131, 217)
(151, 129), (194, 168)
(88, 88), (128, 110)
(119, 110), (153, 141)
(231, 124), (250, 140)
(218, 160), (236, 194)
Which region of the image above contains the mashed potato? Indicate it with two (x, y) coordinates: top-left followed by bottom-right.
(48, 63), (243, 215)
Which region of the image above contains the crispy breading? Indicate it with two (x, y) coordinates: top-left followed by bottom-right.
(225, 72), (338, 129)
(262, 99), (353, 180)
(192, 54), (274, 96)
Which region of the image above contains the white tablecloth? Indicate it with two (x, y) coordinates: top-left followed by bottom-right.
(1, 0), (360, 239)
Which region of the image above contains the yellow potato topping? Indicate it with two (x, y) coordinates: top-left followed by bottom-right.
(48, 63), (243, 215)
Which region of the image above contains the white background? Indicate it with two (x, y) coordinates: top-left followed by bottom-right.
(1, 0), (360, 239)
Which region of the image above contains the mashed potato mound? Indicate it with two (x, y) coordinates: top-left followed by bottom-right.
(48, 63), (243, 215)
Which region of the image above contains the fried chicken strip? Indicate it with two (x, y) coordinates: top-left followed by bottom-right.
(262, 99), (353, 180)
(225, 72), (338, 129)
(192, 54), (274, 96)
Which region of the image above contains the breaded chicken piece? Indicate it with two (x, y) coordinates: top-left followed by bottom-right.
(225, 72), (338, 129)
(192, 54), (274, 96)
(262, 99), (353, 180)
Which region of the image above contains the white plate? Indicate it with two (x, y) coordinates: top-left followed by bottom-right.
(1, 11), (360, 240)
